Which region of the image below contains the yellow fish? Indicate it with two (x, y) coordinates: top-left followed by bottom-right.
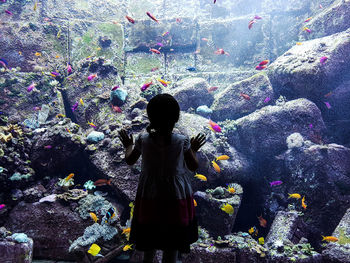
(122, 228), (131, 235)
(288, 193), (301, 199)
(66, 128), (71, 133)
(301, 196), (307, 210)
(50, 73), (57, 77)
(296, 42), (303, 45)
(227, 186), (235, 194)
(129, 202), (134, 219)
(97, 47), (101, 51)
(56, 113), (65, 118)
(34, 1), (38, 11)
(248, 226), (258, 236)
(80, 98), (84, 106)
(193, 199), (197, 207)
(35, 52), (41, 57)
(65, 173), (74, 182)
(157, 79), (171, 87)
(123, 244), (133, 251)
(55, 55), (60, 59)
(212, 161), (220, 173)
(221, 203), (234, 215)
(88, 243), (101, 256)
(322, 236), (338, 242)
(258, 237), (265, 245)
(194, 173), (207, 181)
(216, 155), (230, 161)
(90, 212), (98, 223)
(57, 28), (61, 39)
(18, 51), (22, 55)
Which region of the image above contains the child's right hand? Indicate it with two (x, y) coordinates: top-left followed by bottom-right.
(190, 133), (206, 152)
(118, 129), (134, 148)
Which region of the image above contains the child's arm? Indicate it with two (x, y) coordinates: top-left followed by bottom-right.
(184, 133), (206, 172)
(118, 129), (141, 165)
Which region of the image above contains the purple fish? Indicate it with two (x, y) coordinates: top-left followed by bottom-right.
(309, 123), (313, 129)
(27, 83), (35, 92)
(0, 204), (5, 211)
(264, 97), (271, 103)
(254, 15), (262, 20)
(270, 181), (283, 187)
(324, 101), (331, 109)
(71, 102), (78, 112)
(51, 71), (60, 76)
(157, 42), (164, 47)
(1, 0), (7, 2)
(320, 56), (328, 65)
(67, 64), (72, 74)
(5, 10), (12, 15)
(111, 86), (119, 91)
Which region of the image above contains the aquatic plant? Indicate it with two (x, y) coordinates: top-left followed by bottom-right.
(84, 180), (96, 190)
(56, 189), (87, 201)
(76, 194), (111, 219)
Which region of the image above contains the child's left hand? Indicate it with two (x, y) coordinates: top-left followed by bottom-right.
(118, 129), (133, 148)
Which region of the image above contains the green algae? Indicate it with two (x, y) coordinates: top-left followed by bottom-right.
(338, 228), (350, 245)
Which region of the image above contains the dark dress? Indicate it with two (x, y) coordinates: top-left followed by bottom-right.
(129, 133), (198, 253)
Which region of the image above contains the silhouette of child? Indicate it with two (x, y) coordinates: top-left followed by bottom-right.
(118, 94), (206, 263)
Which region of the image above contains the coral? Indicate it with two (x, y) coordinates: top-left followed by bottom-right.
(10, 233), (30, 243)
(0, 132), (13, 143)
(286, 133), (304, 149)
(84, 180), (96, 190)
(9, 172), (31, 181)
(69, 223), (118, 252)
(76, 194), (112, 219)
(56, 189), (87, 201)
(57, 177), (74, 188)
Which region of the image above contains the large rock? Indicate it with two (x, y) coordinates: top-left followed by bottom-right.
(169, 78), (214, 111)
(268, 28), (350, 100)
(4, 201), (90, 261)
(211, 73), (274, 120)
(0, 231), (33, 263)
(322, 208), (350, 263)
(228, 99), (325, 158)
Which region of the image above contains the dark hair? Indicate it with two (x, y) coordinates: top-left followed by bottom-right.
(146, 94), (180, 140)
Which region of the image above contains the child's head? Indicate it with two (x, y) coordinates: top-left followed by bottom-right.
(146, 94), (180, 135)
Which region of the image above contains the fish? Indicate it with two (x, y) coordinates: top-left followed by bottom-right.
(319, 4), (323, 8)
(186, 67), (197, 72)
(157, 79), (170, 87)
(71, 102), (79, 112)
(111, 86), (119, 91)
(248, 19), (256, 29)
(35, 52), (41, 57)
(162, 31), (169, 37)
(125, 16), (135, 24)
(288, 193), (301, 199)
(105, 207), (116, 223)
(44, 145), (52, 149)
(322, 236), (338, 242)
(254, 15), (262, 20)
(258, 237), (265, 245)
(324, 91), (332, 98)
(150, 48), (161, 54)
(256, 65), (267, 70)
(194, 173), (207, 181)
(258, 215), (267, 227)
(66, 128), (71, 133)
(123, 244), (133, 251)
(27, 83), (35, 92)
(94, 179), (112, 186)
(324, 101), (331, 109)
(212, 161), (221, 173)
(33, 106), (41, 111)
(87, 121), (97, 129)
(34, 1), (38, 11)
(90, 212), (98, 223)
(88, 74), (97, 81)
(208, 86), (219, 92)
(65, 173), (74, 182)
(55, 55), (60, 59)
(296, 42), (303, 45)
(157, 42), (164, 47)
(216, 155), (229, 161)
(122, 228), (131, 235)
(67, 64), (72, 74)
(320, 56), (328, 65)
(5, 10), (13, 15)
(51, 71), (60, 77)
(264, 97), (271, 103)
(304, 17), (312, 22)
(303, 27), (311, 33)
(0, 204), (5, 211)
(270, 181), (283, 186)
(259, 60), (269, 66)
(88, 243), (101, 256)
(176, 18), (182, 23)
(56, 113), (65, 118)
(57, 28), (61, 38)
(141, 81), (153, 91)
(221, 203), (234, 215)
(146, 12), (159, 23)
(214, 48), (229, 56)
(248, 226), (258, 236)
(151, 67), (159, 72)
(309, 124), (313, 129)
(209, 120), (222, 133)
(227, 186), (235, 194)
(0, 58), (9, 68)
(193, 199), (197, 207)
(112, 105), (122, 113)
(80, 98), (84, 106)
(240, 93), (251, 101)
(201, 38), (209, 42)
(301, 196), (307, 210)
(214, 0), (217, 3)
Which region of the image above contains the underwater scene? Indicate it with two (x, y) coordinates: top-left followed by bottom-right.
(0, 0), (350, 262)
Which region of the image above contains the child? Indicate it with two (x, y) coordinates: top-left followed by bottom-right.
(118, 94), (206, 263)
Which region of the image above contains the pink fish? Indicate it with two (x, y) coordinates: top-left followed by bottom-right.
(67, 64), (72, 74)
(88, 74), (97, 81)
(5, 10), (12, 15)
(27, 83), (35, 92)
(0, 204), (5, 211)
(71, 102), (78, 112)
(151, 67), (159, 72)
(146, 12), (159, 23)
(33, 106), (41, 111)
(269, 181), (283, 186)
(44, 145), (52, 149)
(256, 65), (266, 70)
(111, 86), (119, 91)
(320, 56), (328, 65)
(157, 42), (164, 47)
(309, 124), (313, 129)
(209, 120), (221, 133)
(319, 4), (323, 8)
(254, 15), (262, 20)
(141, 81), (153, 91)
(112, 105), (122, 113)
(248, 19), (256, 29)
(51, 71), (60, 76)
(162, 31), (169, 37)
(304, 17), (312, 22)
(264, 97), (271, 103)
(324, 102), (331, 109)
(303, 27), (311, 33)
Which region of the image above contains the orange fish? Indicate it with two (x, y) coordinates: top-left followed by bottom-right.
(240, 93), (251, 101)
(324, 91), (332, 98)
(112, 105), (122, 113)
(212, 161), (221, 173)
(259, 60), (269, 66)
(322, 236), (338, 242)
(193, 199), (197, 207)
(301, 196), (307, 210)
(65, 173), (74, 182)
(214, 48), (229, 56)
(126, 15), (135, 24)
(150, 48), (161, 54)
(94, 179), (112, 186)
(258, 215), (267, 228)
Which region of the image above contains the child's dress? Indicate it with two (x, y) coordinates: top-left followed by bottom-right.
(129, 132), (198, 253)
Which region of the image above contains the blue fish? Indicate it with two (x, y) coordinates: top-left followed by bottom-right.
(0, 58), (8, 68)
(186, 67), (197, 72)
